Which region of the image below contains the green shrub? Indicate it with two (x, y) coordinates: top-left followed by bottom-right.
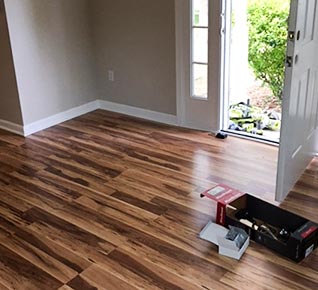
(247, 0), (289, 100)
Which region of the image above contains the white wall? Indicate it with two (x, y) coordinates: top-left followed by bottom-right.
(90, 0), (177, 115)
(0, 0), (23, 125)
(3, 0), (178, 130)
(4, 0), (97, 125)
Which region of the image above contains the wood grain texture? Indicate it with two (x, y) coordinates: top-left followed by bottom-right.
(0, 109), (317, 289)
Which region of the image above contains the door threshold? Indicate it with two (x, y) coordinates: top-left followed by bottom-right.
(222, 129), (279, 146)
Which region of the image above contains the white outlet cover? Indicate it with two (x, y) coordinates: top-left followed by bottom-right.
(108, 70), (114, 81)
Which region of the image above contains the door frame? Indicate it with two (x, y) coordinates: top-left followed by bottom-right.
(175, 0), (223, 132)
(219, 0), (232, 132)
(175, 0), (188, 127)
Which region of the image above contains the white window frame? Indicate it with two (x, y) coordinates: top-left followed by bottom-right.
(175, 0), (223, 131)
(190, 0), (209, 100)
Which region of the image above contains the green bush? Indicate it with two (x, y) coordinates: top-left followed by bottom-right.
(247, 0), (289, 100)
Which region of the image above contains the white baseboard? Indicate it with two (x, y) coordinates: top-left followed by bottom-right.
(0, 119), (24, 136)
(1, 99), (178, 137)
(99, 100), (178, 126)
(180, 119), (218, 134)
(23, 100), (100, 136)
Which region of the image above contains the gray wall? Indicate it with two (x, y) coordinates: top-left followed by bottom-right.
(0, 0), (23, 125)
(4, 0), (97, 125)
(3, 0), (177, 126)
(90, 0), (177, 115)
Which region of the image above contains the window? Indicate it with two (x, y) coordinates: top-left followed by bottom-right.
(191, 0), (209, 99)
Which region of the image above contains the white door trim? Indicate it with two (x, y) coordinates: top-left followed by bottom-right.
(175, 0), (188, 127)
(175, 0), (223, 132)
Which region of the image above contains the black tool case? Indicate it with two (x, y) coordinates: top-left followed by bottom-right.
(225, 194), (318, 262)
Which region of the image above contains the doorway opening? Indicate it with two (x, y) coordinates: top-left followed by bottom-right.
(222, 0), (290, 143)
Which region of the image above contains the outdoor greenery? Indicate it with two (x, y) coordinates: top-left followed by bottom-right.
(247, 0), (290, 101)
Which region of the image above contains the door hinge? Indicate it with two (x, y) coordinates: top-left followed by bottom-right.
(286, 56), (293, 67)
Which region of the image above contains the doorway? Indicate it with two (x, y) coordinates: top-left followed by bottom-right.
(222, 0), (290, 143)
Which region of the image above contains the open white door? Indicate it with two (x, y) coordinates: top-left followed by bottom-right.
(276, 0), (318, 201)
(175, 0), (222, 132)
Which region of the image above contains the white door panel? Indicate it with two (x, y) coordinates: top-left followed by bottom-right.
(276, 0), (318, 201)
(175, 0), (222, 132)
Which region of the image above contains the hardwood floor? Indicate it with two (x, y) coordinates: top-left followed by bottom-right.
(0, 109), (317, 289)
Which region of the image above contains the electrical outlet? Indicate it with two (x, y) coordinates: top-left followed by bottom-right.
(108, 70), (114, 82)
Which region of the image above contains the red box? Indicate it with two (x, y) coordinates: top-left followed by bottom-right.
(200, 184), (244, 225)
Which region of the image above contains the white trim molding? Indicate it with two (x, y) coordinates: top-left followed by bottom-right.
(0, 119), (24, 136)
(99, 100), (178, 126)
(1, 99), (178, 137)
(23, 100), (100, 136)
(175, 0), (187, 127)
(12, 100), (177, 137)
(174, 0), (223, 132)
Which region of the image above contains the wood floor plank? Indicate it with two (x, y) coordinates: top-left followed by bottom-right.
(150, 196), (212, 231)
(4, 186), (128, 248)
(71, 265), (139, 290)
(0, 188), (33, 212)
(67, 275), (99, 290)
(221, 260), (314, 290)
(0, 283), (12, 290)
(243, 248), (318, 289)
(25, 208), (117, 264)
(111, 190), (168, 216)
(0, 129), (25, 146)
(62, 118), (264, 191)
(69, 256), (163, 290)
(75, 194), (159, 226)
(0, 231), (78, 284)
(9, 171), (82, 201)
(220, 272), (297, 290)
(44, 164), (114, 193)
(0, 198), (32, 233)
(58, 286), (75, 290)
(13, 226), (92, 274)
(107, 248), (206, 290)
(108, 173), (216, 218)
(118, 239), (231, 290)
(0, 150), (47, 173)
(48, 153), (121, 180)
(0, 243), (62, 290)
(36, 169), (116, 198)
(0, 110), (317, 289)
(114, 158), (217, 193)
